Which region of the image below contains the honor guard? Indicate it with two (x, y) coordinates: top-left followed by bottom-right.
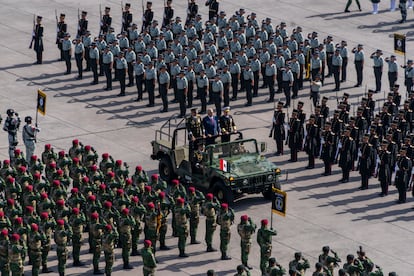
(122, 3), (133, 34)
(163, 0), (174, 28)
(100, 7), (112, 35)
(395, 147), (411, 203)
(257, 219), (277, 275)
(186, 0), (199, 24)
(377, 141), (391, 196)
(32, 16), (44, 64)
(287, 109), (301, 162)
(142, 2), (154, 32)
(358, 134), (374, 190)
(205, 0), (219, 22)
(56, 14), (67, 61)
(271, 102), (286, 156)
(304, 115), (320, 169)
(338, 127), (355, 183)
(77, 11), (88, 38)
(385, 55), (398, 90)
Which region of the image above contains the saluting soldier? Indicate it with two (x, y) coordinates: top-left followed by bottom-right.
(370, 49), (384, 93)
(287, 110), (301, 162)
(32, 16), (44, 64)
(289, 252), (310, 276)
(122, 3), (133, 34)
(9, 233), (25, 276)
(385, 55), (398, 90)
(271, 102), (286, 156)
(352, 44), (364, 87)
(144, 202), (158, 255)
(237, 215), (256, 270)
(56, 14), (67, 61)
(217, 203), (234, 260)
(187, 108), (205, 152)
(203, 193), (219, 252)
(318, 246), (341, 276)
(321, 122), (335, 176)
(77, 11), (88, 38)
(54, 219), (72, 276)
(141, 240), (157, 276)
(157, 192), (171, 250)
(100, 7), (112, 35)
(404, 59), (414, 94)
(377, 141), (391, 197)
(257, 219), (277, 275)
(142, 2), (154, 32)
(102, 224), (118, 276)
(304, 115), (320, 169)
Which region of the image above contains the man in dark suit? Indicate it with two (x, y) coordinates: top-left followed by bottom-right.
(203, 108), (221, 146)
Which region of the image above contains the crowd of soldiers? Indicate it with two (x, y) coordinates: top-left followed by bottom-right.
(0, 137), (401, 276)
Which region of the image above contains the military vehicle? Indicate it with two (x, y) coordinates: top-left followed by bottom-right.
(151, 116), (281, 204)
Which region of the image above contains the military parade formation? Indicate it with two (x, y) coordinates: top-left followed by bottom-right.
(7, 0), (413, 275)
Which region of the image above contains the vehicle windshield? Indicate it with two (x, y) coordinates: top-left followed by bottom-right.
(209, 139), (258, 167)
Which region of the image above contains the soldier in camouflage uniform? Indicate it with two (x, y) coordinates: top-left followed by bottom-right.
(132, 165), (148, 192)
(90, 212), (105, 274)
(257, 219), (277, 275)
(69, 207), (86, 266)
(157, 192), (171, 250)
(234, 264), (251, 276)
(203, 193), (219, 252)
(102, 224), (118, 276)
(28, 223), (46, 276)
(118, 208), (135, 269)
(318, 246), (341, 276)
(130, 196), (146, 256)
(0, 229), (9, 276)
(11, 217), (27, 262)
(39, 212), (56, 273)
(289, 252), (310, 276)
(0, 212), (11, 233)
(144, 202), (158, 255)
(217, 203), (234, 260)
(174, 198), (191, 257)
(237, 215), (257, 269)
(54, 219), (72, 276)
(187, 187), (204, 244)
(267, 257), (287, 276)
(141, 240), (157, 276)
(9, 233), (25, 276)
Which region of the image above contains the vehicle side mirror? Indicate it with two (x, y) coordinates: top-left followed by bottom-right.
(260, 142), (267, 153)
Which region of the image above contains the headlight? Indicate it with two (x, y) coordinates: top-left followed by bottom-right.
(267, 174), (274, 181)
(275, 168), (281, 175)
(242, 179), (249, 185)
(229, 176), (234, 181)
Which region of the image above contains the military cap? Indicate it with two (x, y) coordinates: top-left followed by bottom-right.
(0, 212), (4, 218)
(159, 191), (166, 199)
(261, 219), (268, 225)
(81, 11), (87, 15)
(105, 224), (112, 231)
(26, 185), (33, 192)
(37, 16), (42, 20)
(325, 121), (331, 125)
(298, 101), (304, 106)
(171, 179), (180, 185)
(177, 198), (185, 204)
(122, 208), (129, 215)
(292, 109), (299, 113)
(125, 3), (131, 7)
(91, 42), (97, 46)
(91, 213), (99, 219)
(126, 178), (132, 185)
(221, 203), (228, 209)
(19, 166), (27, 173)
(148, 202), (155, 209)
(294, 252), (302, 258)
(72, 208), (80, 214)
(31, 223), (39, 231)
(363, 133), (370, 138)
(117, 188), (125, 195)
(207, 270), (216, 276)
(223, 106), (231, 112)
(14, 148), (21, 155)
(338, 269), (347, 276)
(343, 93), (350, 98)
(7, 199), (14, 206)
(206, 193), (214, 200)
(6, 176), (14, 183)
(60, 13), (65, 17)
(132, 196), (139, 203)
(389, 272), (398, 276)
(26, 206), (34, 213)
(277, 101), (284, 106)
(1, 229), (8, 236)
(40, 192), (48, 199)
(104, 201), (112, 208)
(237, 265), (246, 271)
(241, 215), (248, 221)
(14, 217), (22, 225)
(147, 1), (153, 4)
(57, 220), (65, 226)
(335, 48), (340, 52)
(189, 187), (196, 193)
(11, 234), (20, 241)
(105, 6), (110, 10)
(408, 60), (413, 64)
(144, 240), (152, 247)
(56, 199), (65, 206)
(145, 186), (152, 192)
(322, 246), (330, 252)
(88, 195), (96, 201)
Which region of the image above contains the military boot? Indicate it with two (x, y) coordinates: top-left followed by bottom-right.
(206, 246), (217, 252)
(221, 254), (231, 260)
(190, 238), (201, 244)
(123, 262), (133, 269)
(42, 265), (53, 273)
(179, 250), (189, 258)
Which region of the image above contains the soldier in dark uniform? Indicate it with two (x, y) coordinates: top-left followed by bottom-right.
(304, 115), (320, 169)
(77, 11), (88, 38)
(122, 3), (133, 34)
(358, 134), (373, 190)
(186, 0), (199, 25)
(395, 148), (412, 203)
(386, 133), (398, 176)
(377, 141), (391, 196)
(271, 102), (285, 156)
(219, 107), (237, 143)
(320, 96), (330, 119)
(187, 108), (204, 167)
(297, 102), (306, 151)
(100, 7), (112, 35)
(32, 16), (44, 64)
(321, 122), (335, 176)
(402, 100), (413, 133)
(56, 14), (67, 61)
(368, 126), (379, 175)
(142, 2), (154, 32)
(287, 110), (301, 162)
(163, 0), (174, 28)
(338, 128), (355, 183)
(205, 0), (219, 22)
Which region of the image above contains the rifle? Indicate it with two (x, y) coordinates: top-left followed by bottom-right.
(121, 1), (124, 32)
(141, 0), (145, 32)
(156, 202), (162, 234)
(55, 9), (58, 43)
(77, 8), (80, 32)
(29, 14), (35, 49)
(99, 4), (103, 35)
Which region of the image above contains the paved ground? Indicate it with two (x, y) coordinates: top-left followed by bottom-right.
(1, 0), (414, 275)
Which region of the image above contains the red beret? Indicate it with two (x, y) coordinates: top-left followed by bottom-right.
(221, 203), (228, 209)
(136, 165), (142, 171)
(91, 213), (99, 219)
(177, 198), (185, 204)
(104, 201), (112, 208)
(72, 208), (80, 215)
(72, 139), (79, 145)
(172, 179), (179, 185)
(117, 188), (124, 194)
(72, 157), (79, 163)
(0, 212), (4, 218)
(126, 178), (132, 185)
(206, 193), (213, 200)
(102, 153), (109, 159)
(84, 145), (91, 151)
(31, 155), (38, 161)
(40, 212), (49, 219)
(122, 208), (129, 215)
(261, 219), (268, 225)
(3, 160), (10, 165)
(53, 180), (60, 186)
(57, 169), (63, 176)
(14, 217), (23, 224)
(26, 185), (33, 191)
(19, 166), (26, 172)
(151, 174), (158, 179)
(49, 162), (56, 169)
(1, 229), (8, 236)
(33, 173), (41, 180)
(189, 187), (195, 193)
(105, 224), (112, 231)
(71, 188), (78, 194)
(41, 192), (48, 199)
(88, 195), (96, 201)
(7, 199), (14, 205)
(144, 186), (152, 192)
(241, 215), (248, 221)
(107, 172), (115, 178)
(31, 223), (39, 231)
(148, 202), (155, 209)
(11, 234), (20, 241)
(6, 177), (14, 183)
(144, 239), (152, 247)
(56, 199), (65, 206)
(14, 149), (21, 155)
(90, 165), (98, 171)
(59, 151), (65, 157)
(132, 196), (139, 203)
(116, 160), (123, 166)
(159, 191), (166, 199)
(57, 219), (65, 226)
(26, 206), (34, 212)
(82, 176), (89, 183)
(99, 183), (106, 190)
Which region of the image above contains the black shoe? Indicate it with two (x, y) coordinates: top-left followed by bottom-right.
(160, 109), (168, 113)
(191, 240), (201, 244)
(344, 9), (350, 12)
(253, 94), (258, 97)
(332, 88), (340, 91)
(194, 96), (200, 99)
(170, 99), (178, 103)
(221, 255), (231, 260)
(117, 93), (126, 97)
(244, 103), (252, 107)
(179, 252), (189, 258)
(146, 104), (154, 107)
(42, 267), (53, 273)
(244, 264), (253, 270)
(206, 247), (217, 252)
(354, 84), (361, 87)
(76, 76), (82, 80)
(306, 166), (314, 169)
(93, 270), (104, 275)
(159, 245), (170, 250)
(156, 95), (161, 98)
(73, 261), (85, 267)
(131, 250), (139, 256)
(127, 83), (134, 87)
(378, 193), (384, 197)
(90, 81), (98, 85)
(84, 69), (91, 72)
(230, 97), (237, 101)
(341, 179), (349, 183)
(266, 99), (274, 103)
(340, 80), (345, 83)
(123, 264), (133, 269)
(400, 19), (406, 23)
(99, 73), (104, 76)
(64, 72), (71, 75)
(283, 104), (289, 108)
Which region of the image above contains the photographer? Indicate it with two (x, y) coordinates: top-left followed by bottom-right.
(3, 109), (21, 161)
(22, 116), (40, 164)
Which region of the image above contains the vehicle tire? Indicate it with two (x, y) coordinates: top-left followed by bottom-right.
(159, 157), (176, 182)
(213, 181), (234, 205)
